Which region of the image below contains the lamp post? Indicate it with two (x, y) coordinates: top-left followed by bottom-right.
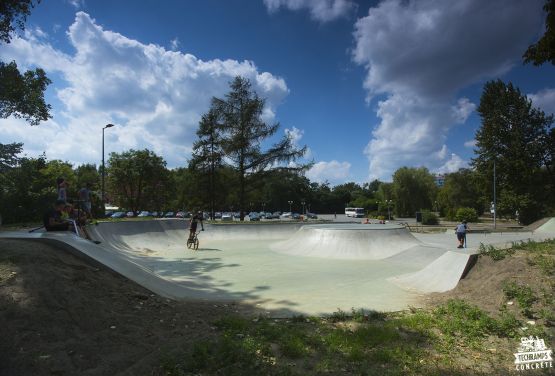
(493, 159), (497, 229)
(301, 201), (306, 216)
(101, 123), (115, 215)
(288, 200), (293, 213)
(262, 202), (266, 213)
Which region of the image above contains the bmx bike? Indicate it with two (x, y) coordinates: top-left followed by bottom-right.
(187, 231), (201, 250)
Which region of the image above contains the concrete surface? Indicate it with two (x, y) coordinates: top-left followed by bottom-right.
(1, 218), (553, 317)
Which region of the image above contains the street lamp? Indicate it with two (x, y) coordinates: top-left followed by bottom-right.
(262, 202), (266, 213)
(301, 201), (306, 216)
(288, 200), (293, 213)
(101, 123), (115, 214)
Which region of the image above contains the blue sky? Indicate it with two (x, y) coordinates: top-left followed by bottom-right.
(1, 0), (553, 184)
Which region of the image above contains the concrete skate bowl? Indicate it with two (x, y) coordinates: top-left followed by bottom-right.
(270, 223), (426, 260)
(78, 219), (479, 316)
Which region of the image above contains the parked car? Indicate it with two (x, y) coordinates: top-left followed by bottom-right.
(248, 212), (260, 221)
(104, 210), (114, 218)
(221, 212), (233, 221)
(151, 211), (158, 217)
(164, 211), (175, 218)
(265, 212), (274, 219)
(111, 211), (126, 219)
(273, 212), (281, 219)
(306, 212), (318, 219)
(137, 211), (151, 217)
(291, 213), (301, 220)
(214, 212), (222, 219)
(280, 212), (292, 219)
(126, 211), (135, 217)
(175, 211), (185, 218)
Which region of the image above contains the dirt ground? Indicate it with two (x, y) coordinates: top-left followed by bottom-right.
(426, 251), (554, 324)
(0, 239), (257, 376)
(1, 238), (554, 375)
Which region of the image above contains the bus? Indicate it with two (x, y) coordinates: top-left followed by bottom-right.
(345, 207), (365, 218)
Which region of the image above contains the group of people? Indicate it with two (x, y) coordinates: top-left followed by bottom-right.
(43, 178), (94, 238)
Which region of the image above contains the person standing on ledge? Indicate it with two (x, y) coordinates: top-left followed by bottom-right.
(455, 220), (468, 248)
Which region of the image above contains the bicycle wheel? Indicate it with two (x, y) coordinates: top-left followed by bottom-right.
(192, 237), (199, 250)
(186, 239), (193, 249)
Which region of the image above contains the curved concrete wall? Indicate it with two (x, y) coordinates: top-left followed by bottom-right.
(270, 224), (422, 260)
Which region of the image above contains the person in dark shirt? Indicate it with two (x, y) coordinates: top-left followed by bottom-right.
(43, 200), (70, 231)
(188, 210), (204, 241)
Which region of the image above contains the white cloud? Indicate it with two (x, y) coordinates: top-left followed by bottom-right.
(0, 12), (289, 168)
(353, 0), (544, 180)
(170, 37), (180, 51)
(436, 153), (467, 174)
(306, 160), (351, 183)
(285, 126), (311, 158)
(529, 88), (555, 115)
(464, 139), (476, 148)
(68, 0), (85, 9)
(263, 0), (356, 22)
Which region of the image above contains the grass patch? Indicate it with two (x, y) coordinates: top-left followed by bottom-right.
(502, 281), (537, 318)
(162, 299), (543, 374)
(478, 243), (515, 260)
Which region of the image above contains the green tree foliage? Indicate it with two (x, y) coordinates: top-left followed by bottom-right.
(392, 167), (437, 217)
(437, 169), (485, 216)
(421, 210), (439, 225)
(455, 207), (479, 223)
(523, 0), (555, 66)
(0, 1), (51, 125)
(0, 154), (53, 223)
(190, 109), (225, 219)
(0, 61), (51, 125)
(472, 80), (554, 224)
(208, 76), (306, 220)
(106, 149), (171, 214)
(0, 142), (22, 172)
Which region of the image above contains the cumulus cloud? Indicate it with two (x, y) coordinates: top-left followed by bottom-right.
(436, 153), (467, 174)
(529, 88), (555, 115)
(353, 0), (544, 180)
(306, 160), (351, 184)
(263, 0), (356, 22)
(0, 12), (289, 167)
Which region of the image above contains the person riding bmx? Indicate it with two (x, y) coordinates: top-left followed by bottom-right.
(189, 210), (204, 241)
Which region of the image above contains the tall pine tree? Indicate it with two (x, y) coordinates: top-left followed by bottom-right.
(472, 80), (554, 224)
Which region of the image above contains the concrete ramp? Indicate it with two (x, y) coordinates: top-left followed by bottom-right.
(271, 223), (421, 260)
(389, 251), (474, 293)
(535, 217), (555, 234)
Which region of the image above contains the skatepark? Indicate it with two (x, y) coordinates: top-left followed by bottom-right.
(2, 218), (554, 317)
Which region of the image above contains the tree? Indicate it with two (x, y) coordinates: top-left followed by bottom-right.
(0, 0), (51, 125)
(0, 142), (22, 172)
(523, 0), (555, 66)
(210, 76), (306, 220)
(190, 109), (225, 219)
(392, 167), (437, 217)
(437, 168), (485, 217)
(106, 149), (170, 213)
(472, 80), (554, 224)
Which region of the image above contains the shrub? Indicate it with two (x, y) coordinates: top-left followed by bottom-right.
(421, 210), (439, 225)
(455, 207), (478, 223)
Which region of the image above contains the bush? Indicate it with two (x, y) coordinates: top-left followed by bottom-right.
(455, 207), (478, 223)
(421, 210), (439, 225)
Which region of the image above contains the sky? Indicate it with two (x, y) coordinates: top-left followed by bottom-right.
(1, 0), (554, 184)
